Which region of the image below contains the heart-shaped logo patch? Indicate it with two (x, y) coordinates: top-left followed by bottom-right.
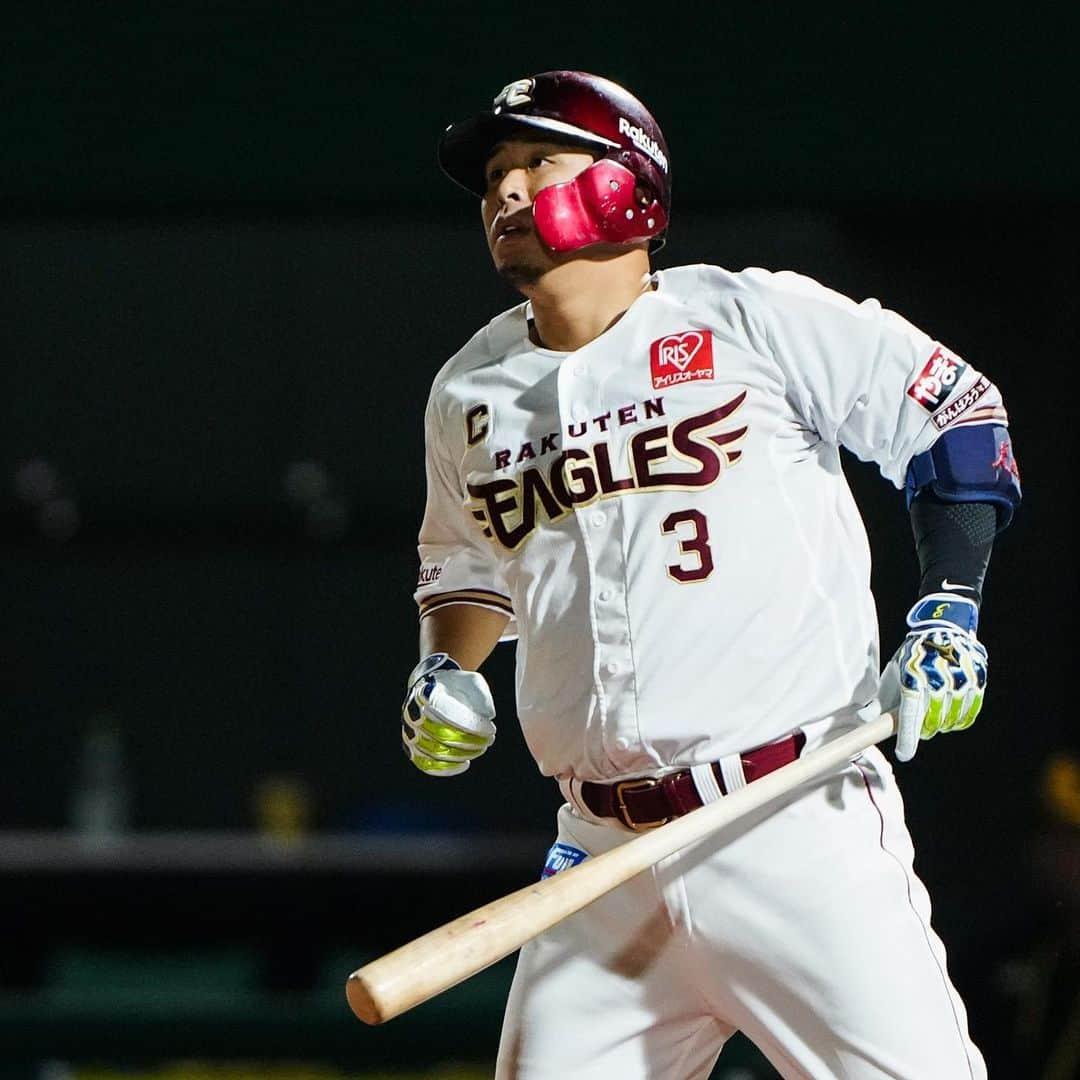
(657, 332), (703, 371)
(650, 330), (714, 389)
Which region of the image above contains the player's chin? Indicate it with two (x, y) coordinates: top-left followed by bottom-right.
(494, 257), (548, 290)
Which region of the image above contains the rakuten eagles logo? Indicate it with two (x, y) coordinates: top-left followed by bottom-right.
(467, 395), (747, 551)
(618, 116), (668, 172)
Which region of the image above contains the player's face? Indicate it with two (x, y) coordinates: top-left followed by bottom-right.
(481, 139), (596, 287)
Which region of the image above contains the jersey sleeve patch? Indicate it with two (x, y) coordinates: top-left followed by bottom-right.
(906, 346), (967, 413)
(930, 374), (1008, 431)
(416, 561), (444, 588)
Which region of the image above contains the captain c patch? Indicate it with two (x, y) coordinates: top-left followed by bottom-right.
(907, 346), (968, 412)
(650, 330), (714, 389)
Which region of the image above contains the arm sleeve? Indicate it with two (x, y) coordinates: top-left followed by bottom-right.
(909, 494), (997, 606)
(414, 385), (517, 638)
(733, 267), (1008, 488)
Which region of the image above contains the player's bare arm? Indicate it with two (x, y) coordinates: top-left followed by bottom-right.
(419, 603), (508, 671)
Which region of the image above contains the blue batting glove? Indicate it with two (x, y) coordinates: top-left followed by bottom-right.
(878, 594), (988, 763)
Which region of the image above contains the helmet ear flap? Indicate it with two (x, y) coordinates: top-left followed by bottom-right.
(532, 160), (668, 252)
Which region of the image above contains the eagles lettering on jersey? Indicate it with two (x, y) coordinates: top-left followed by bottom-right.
(467, 395), (748, 551)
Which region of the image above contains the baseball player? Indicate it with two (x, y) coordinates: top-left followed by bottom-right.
(402, 70), (1021, 1079)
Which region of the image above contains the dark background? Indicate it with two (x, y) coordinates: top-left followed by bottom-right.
(1, 3), (1077, 1076)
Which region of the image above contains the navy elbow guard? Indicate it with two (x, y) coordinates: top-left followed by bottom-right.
(905, 425), (1021, 530)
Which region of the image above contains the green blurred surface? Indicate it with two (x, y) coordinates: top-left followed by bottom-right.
(0, 946), (512, 1063)
(0, 947), (778, 1076)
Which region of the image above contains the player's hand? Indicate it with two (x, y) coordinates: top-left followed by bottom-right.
(878, 594), (988, 763)
(401, 653), (496, 777)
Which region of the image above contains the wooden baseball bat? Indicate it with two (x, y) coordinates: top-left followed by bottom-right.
(346, 712), (897, 1024)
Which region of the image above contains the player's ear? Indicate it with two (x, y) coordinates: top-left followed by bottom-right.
(634, 183), (656, 208)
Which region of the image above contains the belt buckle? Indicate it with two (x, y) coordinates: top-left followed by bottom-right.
(613, 777), (671, 832)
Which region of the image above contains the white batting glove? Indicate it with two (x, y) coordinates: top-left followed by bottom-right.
(401, 653), (496, 777)
(878, 594), (988, 763)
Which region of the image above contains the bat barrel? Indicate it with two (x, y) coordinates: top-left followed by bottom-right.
(344, 874), (597, 1025)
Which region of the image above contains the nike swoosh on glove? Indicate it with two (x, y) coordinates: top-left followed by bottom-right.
(878, 594), (988, 763)
(401, 653), (496, 777)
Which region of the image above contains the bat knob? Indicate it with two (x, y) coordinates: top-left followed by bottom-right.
(346, 968), (385, 1025)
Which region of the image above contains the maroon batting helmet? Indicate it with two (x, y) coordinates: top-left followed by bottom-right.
(438, 70), (671, 253)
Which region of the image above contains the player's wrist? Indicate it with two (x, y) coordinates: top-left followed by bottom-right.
(407, 652), (462, 689)
(906, 593), (979, 634)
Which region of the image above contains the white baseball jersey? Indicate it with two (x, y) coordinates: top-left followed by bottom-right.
(415, 265), (1007, 784)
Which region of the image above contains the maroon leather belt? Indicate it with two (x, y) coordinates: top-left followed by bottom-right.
(578, 732), (807, 832)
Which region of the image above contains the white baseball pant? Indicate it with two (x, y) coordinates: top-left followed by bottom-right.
(496, 746), (985, 1080)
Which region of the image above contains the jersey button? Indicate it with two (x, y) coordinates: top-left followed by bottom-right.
(598, 589), (612, 601)
(605, 661), (620, 675)
(590, 512), (606, 527)
(613, 736), (630, 751)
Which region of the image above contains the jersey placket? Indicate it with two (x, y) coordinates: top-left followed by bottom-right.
(556, 349), (641, 776)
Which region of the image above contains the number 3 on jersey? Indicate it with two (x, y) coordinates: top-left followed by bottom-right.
(661, 509), (714, 583)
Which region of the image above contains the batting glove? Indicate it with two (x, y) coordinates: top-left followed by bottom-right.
(401, 653), (496, 777)
(878, 594), (988, 763)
